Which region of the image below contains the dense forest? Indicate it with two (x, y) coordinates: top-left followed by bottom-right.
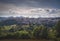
(0, 17), (60, 41)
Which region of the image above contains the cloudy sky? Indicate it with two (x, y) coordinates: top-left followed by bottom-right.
(0, 0), (60, 18)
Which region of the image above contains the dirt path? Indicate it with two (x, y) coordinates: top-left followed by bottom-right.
(0, 39), (52, 41)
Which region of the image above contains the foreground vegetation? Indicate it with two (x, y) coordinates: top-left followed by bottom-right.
(0, 20), (60, 41)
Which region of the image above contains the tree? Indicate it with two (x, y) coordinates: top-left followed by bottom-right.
(48, 28), (56, 40)
(55, 20), (60, 37)
(0, 26), (7, 39)
(14, 30), (31, 39)
(41, 27), (48, 39)
(33, 25), (46, 39)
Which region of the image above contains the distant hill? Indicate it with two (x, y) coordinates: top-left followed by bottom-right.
(0, 17), (60, 27)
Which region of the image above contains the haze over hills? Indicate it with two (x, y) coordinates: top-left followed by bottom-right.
(0, 16), (60, 27)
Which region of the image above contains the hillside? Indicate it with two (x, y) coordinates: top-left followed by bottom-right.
(0, 17), (60, 27)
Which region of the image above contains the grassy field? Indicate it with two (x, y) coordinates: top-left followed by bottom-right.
(0, 39), (52, 41)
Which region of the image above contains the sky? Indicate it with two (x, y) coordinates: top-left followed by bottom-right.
(0, 0), (60, 18)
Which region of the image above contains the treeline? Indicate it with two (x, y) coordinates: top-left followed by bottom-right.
(0, 20), (60, 40)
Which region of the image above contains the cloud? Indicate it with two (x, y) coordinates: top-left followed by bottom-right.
(0, 0), (60, 8)
(0, 4), (60, 18)
(0, 2), (60, 18)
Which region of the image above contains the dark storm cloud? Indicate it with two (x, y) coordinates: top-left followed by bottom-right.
(0, 0), (60, 8)
(0, 0), (60, 17)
